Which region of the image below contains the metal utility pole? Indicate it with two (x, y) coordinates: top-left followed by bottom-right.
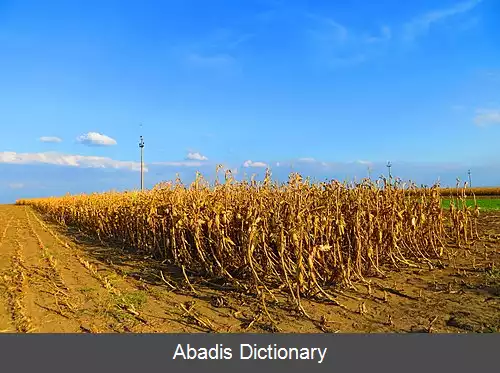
(386, 161), (392, 179)
(139, 135), (145, 191)
(468, 169), (472, 187)
(367, 165), (372, 180)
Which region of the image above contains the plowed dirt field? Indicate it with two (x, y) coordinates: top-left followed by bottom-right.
(0, 205), (498, 333)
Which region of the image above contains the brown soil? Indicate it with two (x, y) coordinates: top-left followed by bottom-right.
(0, 205), (498, 333)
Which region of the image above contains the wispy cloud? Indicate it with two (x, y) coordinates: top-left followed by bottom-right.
(151, 161), (204, 167)
(356, 160), (373, 166)
(474, 109), (500, 126)
(8, 183), (25, 189)
(205, 28), (255, 50)
(307, 13), (349, 45)
(0, 151), (143, 171)
(186, 152), (208, 161)
(274, 158), (330, 169)
(483, 70), (500, 82)
(226, 33), (255, 49)
(302, 1), (482, 67)
(364, 25), (392, 43)
(183, 28), (254, 69)
(243, 160), (268, 168)
(306, 13), (384, 67)
(403, 0), (482, 41)
(77, 132), (117, 146)
(39, 136), (62, 143)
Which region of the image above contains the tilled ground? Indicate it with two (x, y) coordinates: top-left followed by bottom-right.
(0, 204), (498, 333)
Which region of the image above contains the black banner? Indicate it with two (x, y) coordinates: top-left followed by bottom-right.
(0, 334), (497, 372)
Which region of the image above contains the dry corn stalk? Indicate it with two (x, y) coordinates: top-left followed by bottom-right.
(16, 170), (477, 310)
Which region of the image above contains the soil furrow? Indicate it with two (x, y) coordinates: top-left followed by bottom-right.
(27, 207), (178, 332)
(11, 210), (82, 332)
(28, 208), (241, 332)
(0, 204), (498, 333)
(23, 208), (119, 332)
(3, 223), (34, 332)
(0, 216), (17, 331)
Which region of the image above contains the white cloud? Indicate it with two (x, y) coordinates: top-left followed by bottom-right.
(474, 109), (500, 126)
(243, 160), (268, 168)
(404, 0), (482, 41)
(356, 160), (373, 166)
(76, 132), (117, 146)
(186, 152), (208, 161)
(8, 183), (25, 189)
(298, 157), (316, 162)
(39, 136), (62, 143)
(0, 151), (144, 171)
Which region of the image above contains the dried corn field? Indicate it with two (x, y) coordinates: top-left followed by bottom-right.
(16, 174), (479, 301)
(3, 172), (498, 333)
(437, 187), (500, 197)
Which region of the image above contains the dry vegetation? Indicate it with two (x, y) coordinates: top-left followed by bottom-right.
(15, 170), (480, 319)
(435, 187), (500, 197)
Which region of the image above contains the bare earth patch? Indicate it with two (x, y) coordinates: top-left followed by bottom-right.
(0, 205), (498, 333)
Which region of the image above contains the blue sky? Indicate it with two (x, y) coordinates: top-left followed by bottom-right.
(1, 0), (499, 202)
